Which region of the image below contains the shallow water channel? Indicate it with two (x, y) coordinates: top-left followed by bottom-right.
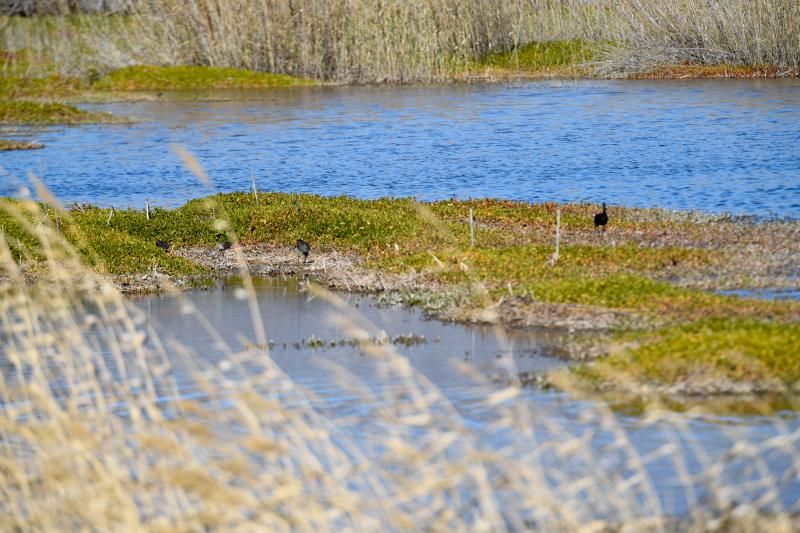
(4, 79), (800, 217)
(130, 278), (800, 518)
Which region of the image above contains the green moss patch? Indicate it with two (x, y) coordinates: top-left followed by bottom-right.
(0, 74), (85, 99)
(0, 200), (203, 276)
(573, 319), (800, 391)
(91, 65), (314, 91)
(74, 227), (204, 276)
(420, 245), (709, 282)
(477, 40), (595, 72)
(0, 101), (125, 125)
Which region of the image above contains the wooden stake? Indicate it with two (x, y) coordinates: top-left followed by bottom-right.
(469, 208), (475, 248)
(549, 207), (561, 266)
(555, 207), (561, 258)
(106, 206), (114, 226)
(145, 199), (151, 220)
(251, 173), (259, 205)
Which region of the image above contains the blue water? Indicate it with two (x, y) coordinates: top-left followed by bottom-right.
(2, 79), (799, 216)
(718, 288), (800, 300)
(133, 280), (800, 519)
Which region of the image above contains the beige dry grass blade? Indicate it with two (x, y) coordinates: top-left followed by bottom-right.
(171, 145), (211, 188)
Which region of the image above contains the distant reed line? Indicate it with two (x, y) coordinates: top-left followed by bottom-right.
(2, 0), (798, 81)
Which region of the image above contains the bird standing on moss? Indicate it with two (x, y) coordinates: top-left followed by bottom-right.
(296, 239), (310, 263)
(594, 203), (608, 231)
(215, 233), (232, 252)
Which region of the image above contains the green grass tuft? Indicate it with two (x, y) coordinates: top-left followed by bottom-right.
(91, 65), (314, 91)
(0, 100), (124, 125)
(477, 40), (595, 71)
(0, 139), (43, 150)
(576, 319), (800, 388)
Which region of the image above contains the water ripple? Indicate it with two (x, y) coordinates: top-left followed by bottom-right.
(2, 80), (799, 217)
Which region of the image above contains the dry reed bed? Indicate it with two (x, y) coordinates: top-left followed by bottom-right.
(2, 191), (800, 530)
(3, 0), (798, 82)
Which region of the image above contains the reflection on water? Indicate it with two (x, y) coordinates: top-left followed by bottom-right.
(132, 277), (566, 399)
(4, 80), (800, 217)
(129, 278), (800, 516)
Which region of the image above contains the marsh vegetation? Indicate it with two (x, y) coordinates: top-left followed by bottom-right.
(2, 0), (799, 85)
(1, 186), (799, 530)
(2, 2), (800, 529)
(2, 192), (798, 394)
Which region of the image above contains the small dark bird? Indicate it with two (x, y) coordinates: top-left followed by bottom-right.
(215, 232), (232, 252)
(155, 239), (170, 252)
(296, 239), (311, 263)
(594, 202), (608, 230)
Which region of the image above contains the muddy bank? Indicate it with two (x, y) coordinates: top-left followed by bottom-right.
(165, 244), (643, 333)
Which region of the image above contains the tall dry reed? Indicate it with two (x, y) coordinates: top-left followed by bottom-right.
(4, 0), (797, 80)
(1, 0), (607, 81)
(604, 0), (800, 74)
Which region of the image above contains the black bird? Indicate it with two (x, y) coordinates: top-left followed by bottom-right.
(215, 232), (232, 252)
(296, 239), (311, 263)
(594, 202), (608, 230)
(155, 239), (170, 252)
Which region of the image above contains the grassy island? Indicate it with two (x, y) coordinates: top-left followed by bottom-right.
(0, 138), (43, 150)
(2, 192), (798, 396)
(0, 100), (125, 124)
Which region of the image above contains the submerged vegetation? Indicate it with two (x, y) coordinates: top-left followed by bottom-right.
(2, 192), (798, 394)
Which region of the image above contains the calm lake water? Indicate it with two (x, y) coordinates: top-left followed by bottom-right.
(129, 279), (800, 517)
(3, 80), (800, 217)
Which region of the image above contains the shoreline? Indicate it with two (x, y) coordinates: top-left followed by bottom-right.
(1, 62), (797, 139)
(96, 222), (799, 399)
